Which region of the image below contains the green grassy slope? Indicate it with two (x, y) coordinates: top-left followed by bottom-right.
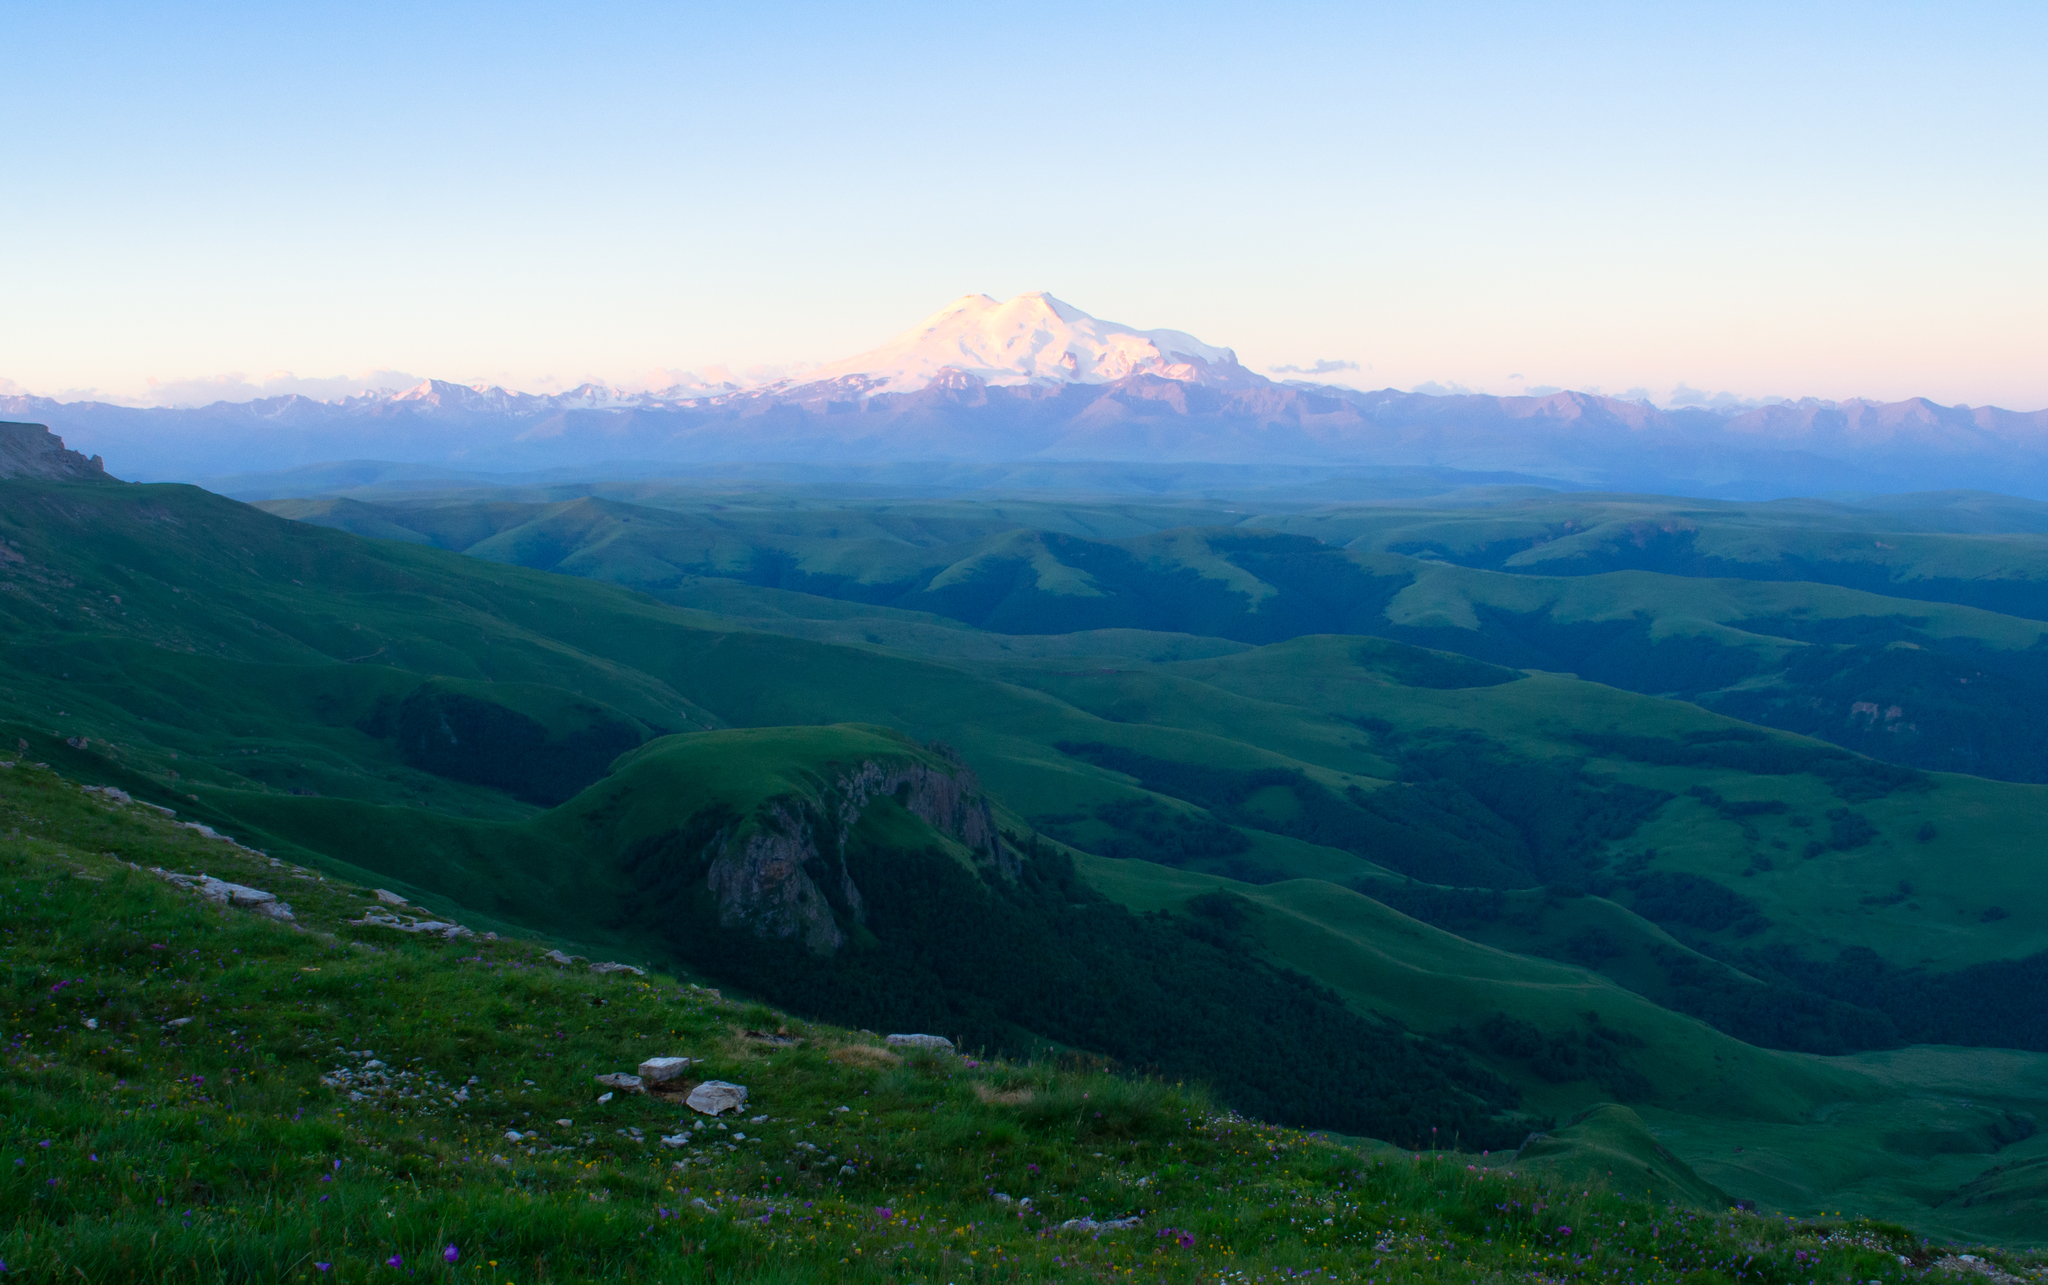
(17, 764), (2028, 1283)
(266, 487), (2048, 786)
(14, 477), (2048, 1239)
(1075, 857), (2048, 1245)
(15, 478), (2048, 1032)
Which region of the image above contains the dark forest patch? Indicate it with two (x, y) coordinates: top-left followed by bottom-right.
(1059, 732), (1668, 890)
(368, 688), (647, 806)
(1574, 728), (1929, 801)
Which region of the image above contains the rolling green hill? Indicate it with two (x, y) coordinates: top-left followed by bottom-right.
(263, 486), (2048, 786)
(10, 472), (2048, 1240)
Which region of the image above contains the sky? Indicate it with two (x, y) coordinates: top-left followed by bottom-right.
(2, 1), (2045, 410)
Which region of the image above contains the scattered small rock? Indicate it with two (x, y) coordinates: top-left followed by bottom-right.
(589, 960), (645, 976)
(373, 889), (407, 905)
(164, 1017), (194, 1029)
(594, 1072), (644, 1092)
(543, 949), (584, 966)
(348, 912), (471, 939)
(596, 1091), (613, 1103)
(1057, 1216), (1142, 1233)
(151, 868), (295, 920)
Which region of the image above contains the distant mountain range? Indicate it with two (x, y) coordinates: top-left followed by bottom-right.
(8, 292), (2048, 498)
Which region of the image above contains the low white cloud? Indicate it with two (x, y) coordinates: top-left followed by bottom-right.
(135, 370), (427, 408)
(1410, 380), (1476, 397)
(1667, 383), (1788, 412)
(1269, 358), (1361, 376)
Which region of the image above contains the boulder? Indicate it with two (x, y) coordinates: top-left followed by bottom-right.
(589, 961), (645, 976)
(686, 1080), (748, 1116)
(886, 1033), (954, 1053)
(373, 889), (407, 905)
(638, 1056), (698, 1085)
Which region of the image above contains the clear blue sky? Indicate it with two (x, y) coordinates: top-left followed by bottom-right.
(4, 1), (2044, 408)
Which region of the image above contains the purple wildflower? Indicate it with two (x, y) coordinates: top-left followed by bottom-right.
(385, 1254), (402, 1268)
(313, 1265), (329, 1274)
(443, 1245), (459, 1264)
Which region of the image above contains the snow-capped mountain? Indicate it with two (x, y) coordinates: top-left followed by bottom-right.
(8, 292), (2048, 498)
(781, 292), (1261, 395)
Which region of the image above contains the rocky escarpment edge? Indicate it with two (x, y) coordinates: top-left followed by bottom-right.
(0, 421), (111, 481)
(702, 752), (1016, 954)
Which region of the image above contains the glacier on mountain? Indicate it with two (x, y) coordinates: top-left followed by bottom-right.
(781, 292), (1258, 394)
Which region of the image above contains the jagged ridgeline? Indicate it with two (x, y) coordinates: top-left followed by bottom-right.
(259, 722), (1532, 1147)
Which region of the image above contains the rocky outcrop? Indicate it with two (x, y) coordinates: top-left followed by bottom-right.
(701, 752), (1014, 955)
(0, 422), (110, 481)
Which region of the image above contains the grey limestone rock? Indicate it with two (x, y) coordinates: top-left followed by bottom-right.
(685, 1080), (748, 1116)
(700, 754), (1017, 956)
(639, 1056), (697, 1085)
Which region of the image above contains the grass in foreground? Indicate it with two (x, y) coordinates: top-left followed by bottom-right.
(2, 760), (2040, 1283)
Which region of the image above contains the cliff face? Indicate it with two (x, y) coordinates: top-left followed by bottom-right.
(0, 422), (110, 481)
(701, 754), (1013, 954)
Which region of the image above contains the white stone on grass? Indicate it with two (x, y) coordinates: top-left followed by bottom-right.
(638, 1056), (697, 1085)
(686, 1080), (748, 1116)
